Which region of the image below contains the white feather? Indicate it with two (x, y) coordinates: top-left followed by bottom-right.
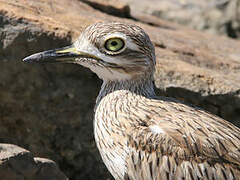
(149, 125), (165, 134)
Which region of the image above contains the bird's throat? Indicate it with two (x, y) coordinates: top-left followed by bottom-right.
(95, 76), (155, 108)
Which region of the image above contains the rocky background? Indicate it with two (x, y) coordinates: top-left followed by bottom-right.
(0, 0), (239, 179)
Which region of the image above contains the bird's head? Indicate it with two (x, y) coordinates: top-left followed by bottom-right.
(23, 22), (155, 82)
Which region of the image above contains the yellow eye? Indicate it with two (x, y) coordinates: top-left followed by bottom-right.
(105, 38), (125, 52)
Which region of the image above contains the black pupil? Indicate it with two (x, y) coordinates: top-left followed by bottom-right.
(111, 41), (118, 46)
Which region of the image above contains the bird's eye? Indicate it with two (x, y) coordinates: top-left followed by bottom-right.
(104, 38), (125, 52)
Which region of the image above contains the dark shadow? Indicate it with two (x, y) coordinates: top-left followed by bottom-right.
(155, 86), (240, 127)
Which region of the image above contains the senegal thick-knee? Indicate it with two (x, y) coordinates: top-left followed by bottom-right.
(23, 22), (240, 180)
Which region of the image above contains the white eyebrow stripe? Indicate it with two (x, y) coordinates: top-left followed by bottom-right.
(126, 39), (139, 51)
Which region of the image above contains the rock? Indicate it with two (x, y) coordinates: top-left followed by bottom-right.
(122, 0), (240, 39)
(0, 144), (67, 180)
(80, 0), (131, 18)
(32, 158), (67, 180)
(0, 0), (239, 179)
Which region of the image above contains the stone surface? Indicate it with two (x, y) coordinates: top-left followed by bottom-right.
(122, 0), (240, 38)
(32, 157), (67, 180)
(0, 0), (239, 179)
(80, 0), (131, 18)
(0, 144), (67, 180)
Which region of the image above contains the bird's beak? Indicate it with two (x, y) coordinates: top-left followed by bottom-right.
(23, 45), (99, 63)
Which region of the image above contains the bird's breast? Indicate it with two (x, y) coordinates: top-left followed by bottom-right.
(94, 93), (131, 179)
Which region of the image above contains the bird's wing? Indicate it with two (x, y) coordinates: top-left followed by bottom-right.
(124, 97), (240, 180)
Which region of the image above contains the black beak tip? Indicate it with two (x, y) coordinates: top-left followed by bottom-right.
(22, 53), (42, 63)
(22, 56), (32, 63)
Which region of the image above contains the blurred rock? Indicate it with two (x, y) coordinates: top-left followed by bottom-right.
(122, 0), (240, 39)
(0, 144), (67, 180)
(80, 0), (131, 18)
(0, 0), (239, 179)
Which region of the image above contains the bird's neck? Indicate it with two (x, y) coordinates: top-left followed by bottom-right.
(93, 76), (155, 179)
(95, 76), (155, 107)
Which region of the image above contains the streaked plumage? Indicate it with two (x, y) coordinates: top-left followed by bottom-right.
(23, 22), (240, 180)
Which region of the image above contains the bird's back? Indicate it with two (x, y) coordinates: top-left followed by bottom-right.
(126, 96), (240, 180)
(94, 90), (240, 180)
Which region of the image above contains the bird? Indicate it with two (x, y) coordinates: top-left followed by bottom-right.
(23, 22), (240, 180)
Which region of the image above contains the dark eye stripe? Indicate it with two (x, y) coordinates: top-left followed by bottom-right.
(121, 49), (145, 59)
